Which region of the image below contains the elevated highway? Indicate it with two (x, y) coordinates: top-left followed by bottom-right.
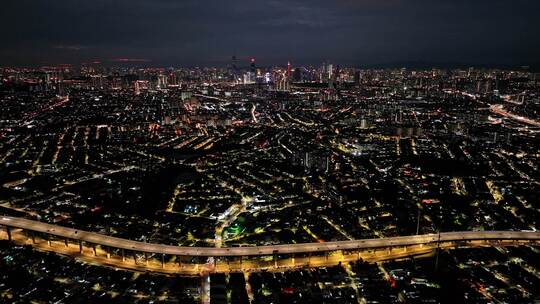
(1, 216), (539, 274)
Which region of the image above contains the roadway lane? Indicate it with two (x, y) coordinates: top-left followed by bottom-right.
(1, 216), (539, 257)
(490, 104), (540, 127)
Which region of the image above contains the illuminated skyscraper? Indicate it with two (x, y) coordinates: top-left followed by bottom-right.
(243, 58), (256, 84)
(157, 74), (168, 89)
(134, 81), (141, 95)
(327, 64), (334, 80)
(287, 61), (292, 78)
(230, 55), (239, 82)
(250, 58), (256, 74)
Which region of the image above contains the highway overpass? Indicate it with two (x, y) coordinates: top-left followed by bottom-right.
(1, 216), (539, 274)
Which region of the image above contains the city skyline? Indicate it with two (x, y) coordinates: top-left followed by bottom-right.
(1, 62), (539, 303)
(1, 1), (539, 303)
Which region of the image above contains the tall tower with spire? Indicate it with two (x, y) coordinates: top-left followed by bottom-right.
(287, 61), (292, 78)
(231, 55), (239, 82)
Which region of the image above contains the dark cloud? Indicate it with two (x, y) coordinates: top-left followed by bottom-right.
(1, 0), (539, 67)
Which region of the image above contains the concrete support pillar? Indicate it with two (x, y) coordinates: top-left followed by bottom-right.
(161, 254), (165, 268)
(291, 254), (295, 267)
(31, 232), (36, 244)
(6, 226), (12, 241)
(144, 252), (148, 265)
(308, 253), (311, 265)
(92, 245), (97, 256)
(133, 252), (137, 264)
(78, 240), (83, 253)
(435, 248), (440, 272)
(64, 239), (69, 247)
(121, 249), (125, 262)
(47, 235), (51, 247)
(325, 252), (329, 261)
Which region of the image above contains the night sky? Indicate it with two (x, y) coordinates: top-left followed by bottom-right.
(1, 0), (539, 67)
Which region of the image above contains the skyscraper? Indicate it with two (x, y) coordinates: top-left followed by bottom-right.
(250, 58), (256, 74)
(292, 67), (302, 82)
(354, 70), (362, 87)
(230, 55), (239, 82)
(287, 61), (292, 78)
